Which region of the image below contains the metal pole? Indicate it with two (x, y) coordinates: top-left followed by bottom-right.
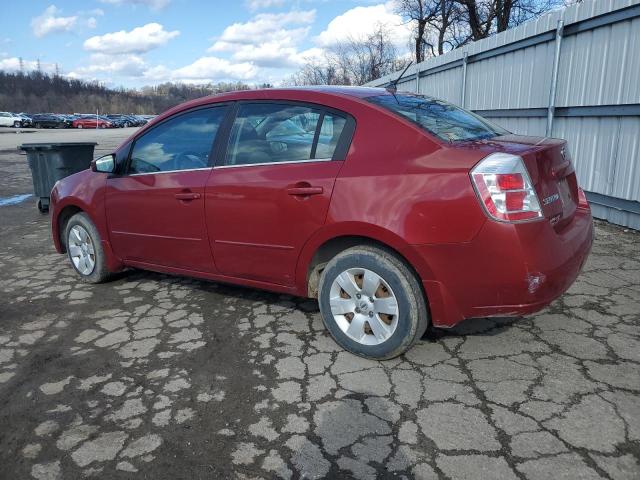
(415, 65), (420, 94)
(546, 19), (564, 137)
(460, 52), (468, 108)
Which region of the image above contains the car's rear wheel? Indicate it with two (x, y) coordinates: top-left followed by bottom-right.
(35, 122), (42, 128)
(318, 246), (429, 360)
(65, 213), (111, 283)
(13, 121), (20, 128)
(77, 124), (83, 129)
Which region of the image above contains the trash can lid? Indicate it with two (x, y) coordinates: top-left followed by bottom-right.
(19, 142), (98, 151)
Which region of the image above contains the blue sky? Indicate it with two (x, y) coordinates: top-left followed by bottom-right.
(0, 0), (412, 88)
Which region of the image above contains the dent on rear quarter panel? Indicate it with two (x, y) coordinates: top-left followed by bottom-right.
(328, 111), (487, 246)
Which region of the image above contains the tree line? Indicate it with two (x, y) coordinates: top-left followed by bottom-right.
(289, 0), (571, 86)
(0, 70), (258, 114)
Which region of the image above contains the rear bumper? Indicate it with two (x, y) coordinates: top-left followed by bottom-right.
(415, 205), (594, 327)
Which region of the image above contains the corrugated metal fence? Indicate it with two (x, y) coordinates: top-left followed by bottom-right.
(366, 0), (640, 229)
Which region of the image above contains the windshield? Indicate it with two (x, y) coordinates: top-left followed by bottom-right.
(366, 94), (508, 142)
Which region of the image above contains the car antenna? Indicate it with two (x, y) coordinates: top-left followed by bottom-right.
(385, 61), (413, 96)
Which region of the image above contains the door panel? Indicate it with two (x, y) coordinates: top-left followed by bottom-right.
(106, 170), (214, 271)
(206, 161), (342, 285)
(105, 105), (228, 272)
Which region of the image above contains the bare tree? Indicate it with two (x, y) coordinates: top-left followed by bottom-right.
(397, 0), (564, 56)
(396, 0), (437, 62)
(288, 25), (407, 86)
(396, 0), (467, 60)
(456, 0), (563, 40)
(340, 25), (408, 84)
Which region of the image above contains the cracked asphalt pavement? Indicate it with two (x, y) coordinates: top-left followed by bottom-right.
(0, 128), (639, 479)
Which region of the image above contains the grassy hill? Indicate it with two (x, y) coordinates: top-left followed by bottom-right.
(0, 71), (256, 115)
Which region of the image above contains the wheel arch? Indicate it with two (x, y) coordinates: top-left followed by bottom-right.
(55, 204), (85, 253)
(295, 222), (435, 299)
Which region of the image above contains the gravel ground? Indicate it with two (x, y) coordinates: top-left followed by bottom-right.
(0, 128), (639, 479)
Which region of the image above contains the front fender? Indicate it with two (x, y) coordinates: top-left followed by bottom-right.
(50, 171), (123, 271)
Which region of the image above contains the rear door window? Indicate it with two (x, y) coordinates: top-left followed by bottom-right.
(225, 103), (348, 166)
(366, 94), (508, 142)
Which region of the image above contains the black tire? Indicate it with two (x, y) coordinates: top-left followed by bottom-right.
(318, 245), (429, 360)
(13, 121), (20, 128)
(35, 122), (42, 128)
(64, 212), (112, 284)
(37, 198), (49, 213)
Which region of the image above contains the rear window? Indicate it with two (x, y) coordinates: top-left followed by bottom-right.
(366, 94), (508, 142)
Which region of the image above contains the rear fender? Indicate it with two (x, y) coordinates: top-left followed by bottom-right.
(294, 222), (437, 297)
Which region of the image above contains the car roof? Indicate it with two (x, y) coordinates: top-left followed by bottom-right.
(151, 86), (393, 128)
(215, 85), (389, 101)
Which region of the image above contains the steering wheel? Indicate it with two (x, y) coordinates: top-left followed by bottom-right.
(130, 157), (161, 174)
(171, 151), (207, 171)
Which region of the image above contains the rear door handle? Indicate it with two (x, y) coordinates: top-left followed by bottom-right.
(175, 192), (201, 201)
(287, 186), (323, 196)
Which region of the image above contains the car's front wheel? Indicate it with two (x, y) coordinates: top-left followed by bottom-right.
(318, 246), (429, 360)
(65, 213), (111, 283)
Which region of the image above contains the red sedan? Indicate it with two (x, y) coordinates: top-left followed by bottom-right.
(72, 116), (113, 129)
(50, 87), (593, 359)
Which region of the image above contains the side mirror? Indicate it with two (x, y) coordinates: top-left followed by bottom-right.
(91, 154), (116, 173)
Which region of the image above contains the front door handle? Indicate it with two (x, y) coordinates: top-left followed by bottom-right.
(287, 186), (323, 196)
(175, 192), (201, 201)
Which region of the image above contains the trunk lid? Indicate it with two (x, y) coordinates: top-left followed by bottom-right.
(464, 134), (579, 229)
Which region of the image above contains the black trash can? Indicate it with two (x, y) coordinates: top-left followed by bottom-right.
(19, 142), (97, 213)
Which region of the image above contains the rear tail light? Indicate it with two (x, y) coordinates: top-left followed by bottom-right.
(471, 152), (542, 223)
(577, 187), (589, 208)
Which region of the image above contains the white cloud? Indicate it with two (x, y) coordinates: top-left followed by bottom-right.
(245, 0), (286, 11)
(169, 56), (258, 82)
(30, 5), (102, 38)
(210, 10), (315, 49)
(316, 2), (411, 48)
(296, 47), (325, 63)
(31, 5), (78, 38)
(99, 0), (171, 10)
(232, 41), (300, 68)
(83, 23), (180, 54)
(207, 10), (315, 69)
(72, 53), (147, 77)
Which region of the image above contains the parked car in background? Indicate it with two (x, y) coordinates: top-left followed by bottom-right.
(128, 115), (149, 126)
(15, 113), (33, 127)
(50, 87), (593, 359)
(72, 116), (113, 129)
(0, 111), (24, 127)
(31, 113), (67, 129)
(104, 115), (129, 127)
(138, 114), (156, 124)
(56, 114), (76, 129)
